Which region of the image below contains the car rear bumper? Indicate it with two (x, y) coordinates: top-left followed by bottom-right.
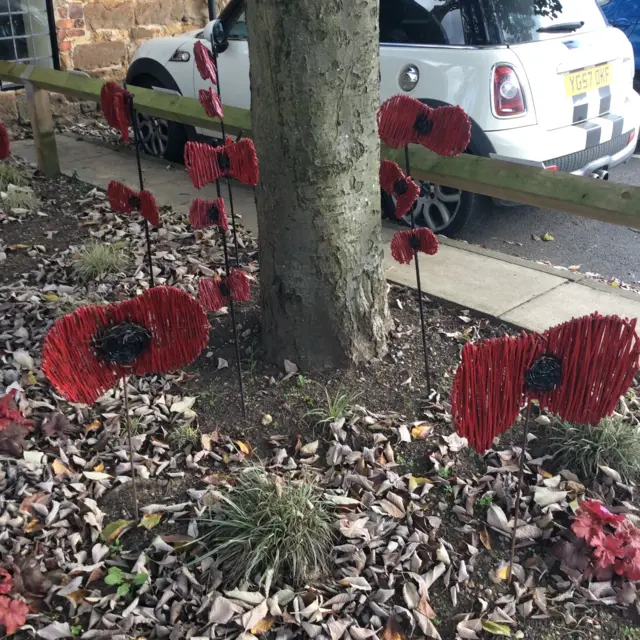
(485, 92), (640, 175)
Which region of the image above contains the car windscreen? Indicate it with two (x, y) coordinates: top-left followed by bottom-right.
(481, 0), (607, 44)
(379, 0), (607, 47)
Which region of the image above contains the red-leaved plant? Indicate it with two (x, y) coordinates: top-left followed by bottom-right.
(571, 499), (640, 581)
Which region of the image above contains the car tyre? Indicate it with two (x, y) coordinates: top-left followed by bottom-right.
(382, 180), (476, 237)
(127, 74), (187, 162)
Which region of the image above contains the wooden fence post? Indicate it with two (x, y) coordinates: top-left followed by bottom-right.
(25, 81), (60, 178)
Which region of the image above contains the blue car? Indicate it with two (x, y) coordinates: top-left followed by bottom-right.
(601, 0), (640, 78)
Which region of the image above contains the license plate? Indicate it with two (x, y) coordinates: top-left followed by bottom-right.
(564, 63), (611, 97)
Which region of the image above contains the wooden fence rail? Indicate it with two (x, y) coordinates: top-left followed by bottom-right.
(2, 61), (640, 229)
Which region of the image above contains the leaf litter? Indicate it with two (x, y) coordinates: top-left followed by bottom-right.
(0, 155), (635, 639)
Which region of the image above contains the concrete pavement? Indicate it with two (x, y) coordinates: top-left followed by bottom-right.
(12, 134), (640, 333)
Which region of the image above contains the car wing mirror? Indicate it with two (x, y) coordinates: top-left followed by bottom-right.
(203, 19), (229, 53)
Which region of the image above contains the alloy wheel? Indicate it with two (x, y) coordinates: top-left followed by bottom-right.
(135, 112), (170, 158)
(401, 181), (462, 233)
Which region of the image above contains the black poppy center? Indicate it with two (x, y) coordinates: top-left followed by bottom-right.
(408, 233), (421, 250)
(414, 113), (433, 137)
(394, 178), (409, 196)
(218, 151), (231, 172)
(525, 354), (562, 392)
(219, 279), (231, 297)
(94, 322), (151, 365)
(207, 204), (220, 223)
(128, 195), (141, 210)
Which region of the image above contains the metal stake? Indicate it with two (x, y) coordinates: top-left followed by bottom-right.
(213, 175), (246, 417)
(122, 376), (139, 520)
(129, 96), (155, 288)
(508, 400), (533, 583)
(404, 144), (432, 393)
(210, 36), (242, 268)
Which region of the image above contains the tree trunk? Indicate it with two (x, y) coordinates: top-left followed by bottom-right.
(246, 0), (388, 371)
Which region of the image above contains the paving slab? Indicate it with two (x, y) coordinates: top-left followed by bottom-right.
(382, 242), (567, 318)
(11, 133), (640, 333)
(501, 281), (640, 331)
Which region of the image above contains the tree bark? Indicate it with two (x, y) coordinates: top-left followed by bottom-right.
(246, 0), (388, 371)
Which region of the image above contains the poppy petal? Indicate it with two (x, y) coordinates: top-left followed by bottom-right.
(189, 197), (228, 231)
(390, 228), (438, 264)
(199, 87), (224, 120)
(42, 286), (210, 405)
(194, 41), (218, 84)
(100, 82), (131, 143)
(452, 332), (538, 453)
(379, 159), (419, 218)
(529, 313), (640, 424)
(184, 139), (259, 189)
(378, 94), (470, 156)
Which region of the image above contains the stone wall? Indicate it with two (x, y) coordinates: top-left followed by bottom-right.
(54, 0), (228, 79)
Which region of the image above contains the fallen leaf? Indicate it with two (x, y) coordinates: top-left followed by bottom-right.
(481, 620), (511, 636)
(381, 615), (407, 640)
(19, 492), (49, 515)
(139, 513), (162, 530)
(242, 600), (268, 631)
(93, 461), (105, 472)
(531, 234), (541, 242)
(170, 397), (196, 413)
(82, 471), (112, 481)
(0, 597), (29, 635)
(411, 425), (432, 440)
(533, 487), (567, 507)
(480, 527), (492, 550)
(85, 419), (101, 433)
(217, 357), (228, 369)
(12, 349), (34, 370)
(542, 233), (554, 242)
(101, 519), (134, 542)
(235, 440), (251, 456)
(42, 292), (59, 302)
(52, 459), (72, 477)
(598, 465), (622, 483)
(0, 422), (29, 456)
(494, 563), (510, 581)
(261, 414), (273, 426)
(41, 413), (74, 438)
(251, 616), (273, 635)
(300, 440), (318, 456)
(487, 505), (510, 532)
(284, 360), (298, 374)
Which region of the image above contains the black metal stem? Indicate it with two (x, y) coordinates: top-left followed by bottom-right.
(404, 144), (432, 392)
(213, 176), (246, 416)
(129, 97), (155, 288)
(508, 400), (533, 583)
(122, 376), (139, 520)
(210, 37), (241, 268)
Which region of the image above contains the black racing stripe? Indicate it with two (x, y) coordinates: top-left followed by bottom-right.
(602, 113), (624, 139)
(572, 93), (588, 123)
(576, 121), (602, 148)
(598, 86), (611, 115)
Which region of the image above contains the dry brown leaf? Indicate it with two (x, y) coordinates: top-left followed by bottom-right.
(251, 616), (274, 635)
(92, 461), (105, 473)
(19, 492), (49, 515)
(235, 440), (251, 456)
(480, 527), (492, 550)
(52, 459), (72, 477)
(85, 419), (101, 433)
(411, 425), (432, 440)
(382, 615), (407, 640)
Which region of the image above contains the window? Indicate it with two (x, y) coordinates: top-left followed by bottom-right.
(0, 0), (54, 67)
(380, 0), (489, 46)
(227, 11), (246, 40)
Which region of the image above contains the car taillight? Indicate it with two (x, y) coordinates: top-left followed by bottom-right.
(493, 65), (526, 117)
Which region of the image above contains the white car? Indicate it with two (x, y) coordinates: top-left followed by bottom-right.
(127, 0), (640, 236)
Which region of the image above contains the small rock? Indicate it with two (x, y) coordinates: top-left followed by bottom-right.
(284, 359), (298, 374)
(515, 632), (524, 639)
(262, 414), (273, 426)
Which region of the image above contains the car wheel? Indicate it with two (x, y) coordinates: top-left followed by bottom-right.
(128, 75), (187, 162)
(382, 180), (475, 237)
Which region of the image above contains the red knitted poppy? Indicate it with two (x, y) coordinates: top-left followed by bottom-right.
(378, 94), (470, 156)
(189, 197), (228, 231)
(194, 41), (218, 84)
(529, 313), (640, 425)
(42, 286), (210, 405)
(452, 313), (640, 452)
(390, 228), (439, 264)
(451, 332), (538, 453)
(0, 123), (10, 160)
(379, 160), (420, 218)
(199, 270), (251, 312)
(184, 139), (259, 188)
(199, 87), (224, 120)
(107, 181), (161, 227)
(100, 82), (131, 143)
